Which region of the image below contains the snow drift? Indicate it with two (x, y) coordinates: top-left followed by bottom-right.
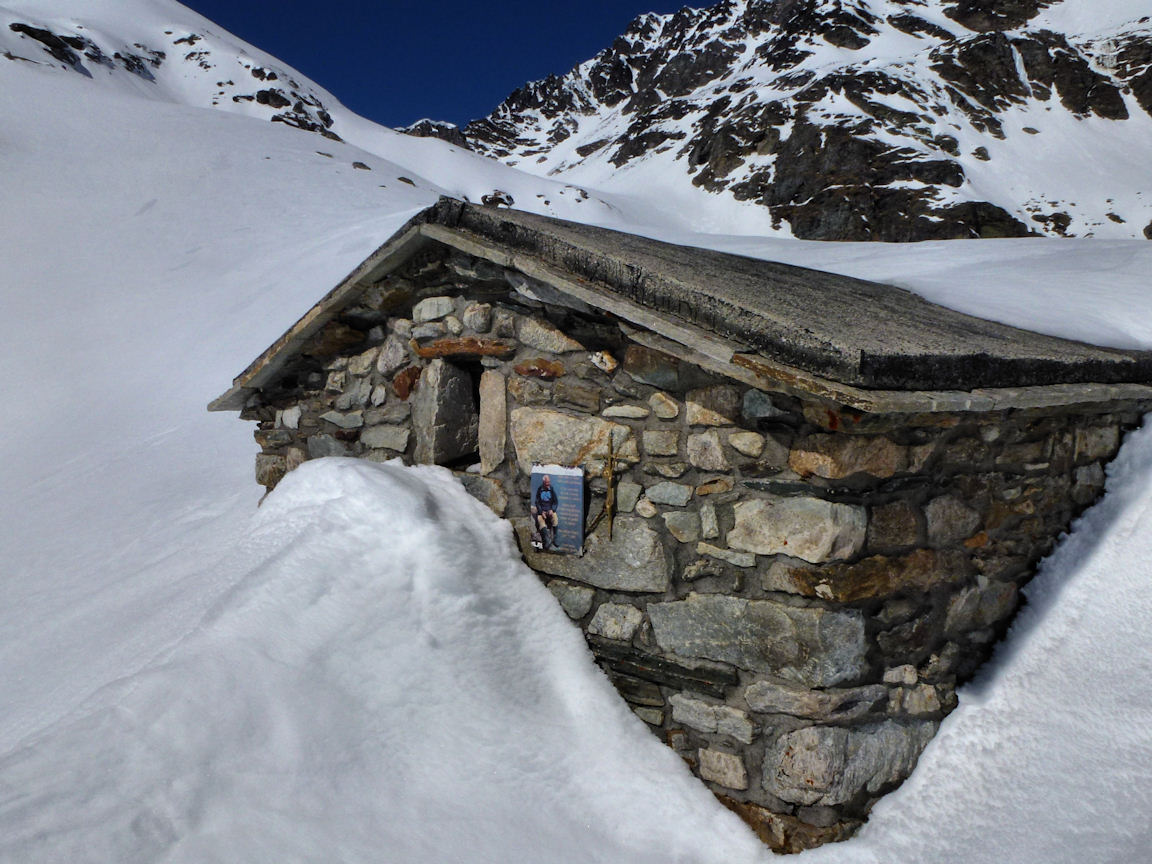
(0, 459), (766, 863)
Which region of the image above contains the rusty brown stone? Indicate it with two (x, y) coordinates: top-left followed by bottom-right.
(695, 476), (735, 496)
(514, 357), (566, 379)
(790, 434), (911, 479)
(787, 548), (968, 603)
(392, 365), (422, 400)
(409, 336), (516, 359)
(254, 428), (295, 449)
(800, 403), (866, 432)
(255, 454), (286, 488)
(716, 796), (860, 854)
(964, 531), (990, 549)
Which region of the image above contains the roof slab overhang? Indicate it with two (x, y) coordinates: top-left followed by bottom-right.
(209, 198), (1152, 415)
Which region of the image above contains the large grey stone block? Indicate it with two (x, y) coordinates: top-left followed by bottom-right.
(648, 593), (867, 686)
(412, 359), (479, 465)
(307, 434), (348, 458)
(745, 681), (886, 721)
(645, 481), (692, 507)
(616, 481), (642, 513)
(509, 407), (635, 473)
(478, 371), (506, 474)
(320, 410), (363, 429)
(547, 581), (594, 620)
(764, 721), (938, 807)
(361, 425), (410, 453)
(588, 603), (644, 641)
(669, 693), (718, 733)
(456, 473), (509, 516)
(727, 497), (866, 563)
(521, 516), (671, 592)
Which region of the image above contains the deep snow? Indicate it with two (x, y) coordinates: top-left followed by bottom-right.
(2, 1), (1152, 861)
(0, 459), (766, 863)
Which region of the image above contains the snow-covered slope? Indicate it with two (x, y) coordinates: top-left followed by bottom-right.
(460, 0), (1152, 241)
(0, 0), (772, 234)
(2, 1), (1152, 862)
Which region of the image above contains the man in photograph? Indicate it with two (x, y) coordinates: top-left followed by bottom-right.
(534, 474), (559, 550)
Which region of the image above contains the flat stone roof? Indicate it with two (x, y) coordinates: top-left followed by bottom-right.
(434, 200), (1152, 391)
(209, 198), (1152, 413)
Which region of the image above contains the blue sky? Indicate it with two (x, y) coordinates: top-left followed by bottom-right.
(181, 0), (687, 129)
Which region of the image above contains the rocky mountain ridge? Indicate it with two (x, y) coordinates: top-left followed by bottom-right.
(448, 0), (1152, 240)
(1, 13), (341, 138)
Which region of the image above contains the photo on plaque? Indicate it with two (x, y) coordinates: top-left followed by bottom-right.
(528, 464), (585, 554)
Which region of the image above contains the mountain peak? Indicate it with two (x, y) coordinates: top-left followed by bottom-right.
(456, 0), (1152, 240)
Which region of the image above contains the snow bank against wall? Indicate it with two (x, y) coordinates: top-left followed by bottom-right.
(0, 459), (769, 864)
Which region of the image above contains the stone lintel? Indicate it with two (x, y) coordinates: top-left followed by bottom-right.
(410, 336), (517, 359)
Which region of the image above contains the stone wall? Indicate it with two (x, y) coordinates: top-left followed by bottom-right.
(240, 246), (1144, 852)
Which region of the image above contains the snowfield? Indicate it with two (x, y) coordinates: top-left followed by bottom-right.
(1, 1), (1151, 862)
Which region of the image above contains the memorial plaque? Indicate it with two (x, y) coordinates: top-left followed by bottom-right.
(529, 464), (584, 554)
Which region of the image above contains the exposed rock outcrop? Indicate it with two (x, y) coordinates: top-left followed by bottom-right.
(460, 0), (1152, 240)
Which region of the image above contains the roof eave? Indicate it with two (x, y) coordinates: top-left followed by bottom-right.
(206, 216), (440, 412)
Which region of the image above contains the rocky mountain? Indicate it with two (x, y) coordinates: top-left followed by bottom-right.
(450, 0), (1152, 241)
(1, 11), (341, 138)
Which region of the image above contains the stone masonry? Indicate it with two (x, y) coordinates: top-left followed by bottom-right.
(234, 239), (1147, 853)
